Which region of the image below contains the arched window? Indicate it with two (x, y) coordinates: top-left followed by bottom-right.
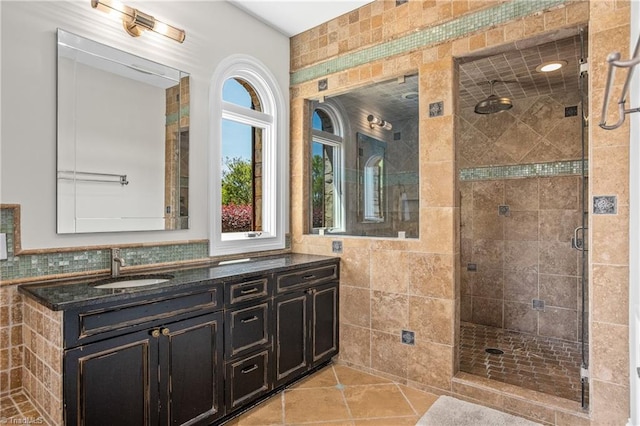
(210, 55), (287, 255)
(310, 103), (344, 233)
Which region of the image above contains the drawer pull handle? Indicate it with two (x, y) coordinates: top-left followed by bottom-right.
(303, 274), (316, 280)
(240, 287), (259, 295)
(151, 329), (161, 338)
(241, 316), (259, 323)
(161, 328), (170, 336)
(241, 364), (258, 374)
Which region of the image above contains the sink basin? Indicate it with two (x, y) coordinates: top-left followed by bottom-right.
(92, 274), (174, 289)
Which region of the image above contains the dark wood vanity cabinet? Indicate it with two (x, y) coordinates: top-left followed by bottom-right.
(274, 264), (339, 388)
(53, 256), (340, 426)
(63, 287), (225, 426)
(223, 275), (273, 411)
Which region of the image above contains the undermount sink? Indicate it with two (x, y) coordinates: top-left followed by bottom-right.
(92, 274), (174, 289)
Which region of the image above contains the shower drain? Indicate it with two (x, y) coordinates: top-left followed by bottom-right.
(485, 348), (504, 355)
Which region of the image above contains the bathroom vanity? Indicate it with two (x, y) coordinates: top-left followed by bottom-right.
(19, 253), (339, 426)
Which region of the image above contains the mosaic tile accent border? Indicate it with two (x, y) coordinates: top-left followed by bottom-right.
(166, 105), (190, 125)
(291, 0), (567, 85)
(459, 160), (587, 181)
(1, 206), (293, 282)
(0, 240), (209, 282)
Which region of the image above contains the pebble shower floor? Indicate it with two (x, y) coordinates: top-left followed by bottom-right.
(459, 322), (586, 403)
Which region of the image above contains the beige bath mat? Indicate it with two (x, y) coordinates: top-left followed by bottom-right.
(415, 396), (541, 426)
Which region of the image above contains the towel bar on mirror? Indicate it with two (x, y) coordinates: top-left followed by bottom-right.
(57, 170), (129, 185)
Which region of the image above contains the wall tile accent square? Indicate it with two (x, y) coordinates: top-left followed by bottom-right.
(402, 330), (415, 345)
(532, 299), (545, 311)
(593, 195), (617, 215)
(429, 101), (444, 118)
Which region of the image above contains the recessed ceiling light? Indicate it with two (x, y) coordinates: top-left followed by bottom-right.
(536, 60), (567, 73)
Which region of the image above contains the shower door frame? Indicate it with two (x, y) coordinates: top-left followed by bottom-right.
(578, 27), (590, 410)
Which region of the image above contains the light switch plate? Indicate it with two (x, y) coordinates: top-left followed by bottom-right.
(0, 233), (7, 260)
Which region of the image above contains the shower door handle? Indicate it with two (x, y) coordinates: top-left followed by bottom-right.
(572, 226), (587, 251)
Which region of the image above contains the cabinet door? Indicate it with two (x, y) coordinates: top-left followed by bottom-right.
(274, 291), (309, 387)
(64, 329), (158, 426)
(311, 282), (339, 365)
(159, 312), (224, 426)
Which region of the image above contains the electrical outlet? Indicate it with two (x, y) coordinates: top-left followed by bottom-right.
(0, 233), (7, 260)
(332, 240), (343, 254)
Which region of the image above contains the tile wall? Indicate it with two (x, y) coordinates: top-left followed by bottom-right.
(0, 285), (22, 396)
(290, 0), (631, 423)
(457, 92), (583, 169)
(588, 1), (632, 424)
(460, 175), (584, 341)
(457, 92), (585, 342)
(21, 297), (63, 426)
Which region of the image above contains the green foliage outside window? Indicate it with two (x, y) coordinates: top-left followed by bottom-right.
(222, 157), (252, 205)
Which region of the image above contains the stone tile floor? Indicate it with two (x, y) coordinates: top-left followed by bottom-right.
(0, 391), (50, 425)
(459, 322), (587, 403)
(226, 364), (438, 425)
(0, 365), (437, 426)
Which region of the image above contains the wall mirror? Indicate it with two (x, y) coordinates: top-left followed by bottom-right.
(308, 74), (420, 238)
(56, 29), (190, 233)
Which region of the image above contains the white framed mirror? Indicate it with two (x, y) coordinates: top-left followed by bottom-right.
(56, 29), (190, 233)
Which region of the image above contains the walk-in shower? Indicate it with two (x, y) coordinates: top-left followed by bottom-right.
(456, 30), (589, 407)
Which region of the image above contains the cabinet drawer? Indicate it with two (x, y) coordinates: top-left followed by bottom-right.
(65, 286), (223, 348)
(225, 350), (271, 410)
(226, 276), (272, 306)
(276, 263), (338, 293)
(225, 302), (270, 358)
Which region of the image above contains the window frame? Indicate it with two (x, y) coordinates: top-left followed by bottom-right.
(311, 131), (345, 233)
(310, 104), (345, 234)
(209, 55), (288, 256)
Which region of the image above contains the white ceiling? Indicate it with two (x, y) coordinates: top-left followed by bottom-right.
(226, 0), (371, 37)
(226, 1), (585, 115)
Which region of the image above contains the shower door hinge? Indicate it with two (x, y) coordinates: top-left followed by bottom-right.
(580, 61), (589, 74)
(581, 367), (589, 382)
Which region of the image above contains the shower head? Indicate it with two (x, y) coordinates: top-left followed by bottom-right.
(474, 80), (513, 114)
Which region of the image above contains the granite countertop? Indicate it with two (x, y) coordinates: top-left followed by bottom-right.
(18, 253), (339, 311)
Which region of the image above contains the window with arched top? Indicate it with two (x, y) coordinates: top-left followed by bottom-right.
(310, 103), (344, 233)
(210, 55), (288, 256)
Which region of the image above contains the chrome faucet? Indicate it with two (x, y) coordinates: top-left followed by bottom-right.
(111, 248), (126, 277)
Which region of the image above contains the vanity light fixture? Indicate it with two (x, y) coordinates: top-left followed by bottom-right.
(535, 60), (567, 73)
(91, 0), (186, 43)
(367, 114), (392, 130)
